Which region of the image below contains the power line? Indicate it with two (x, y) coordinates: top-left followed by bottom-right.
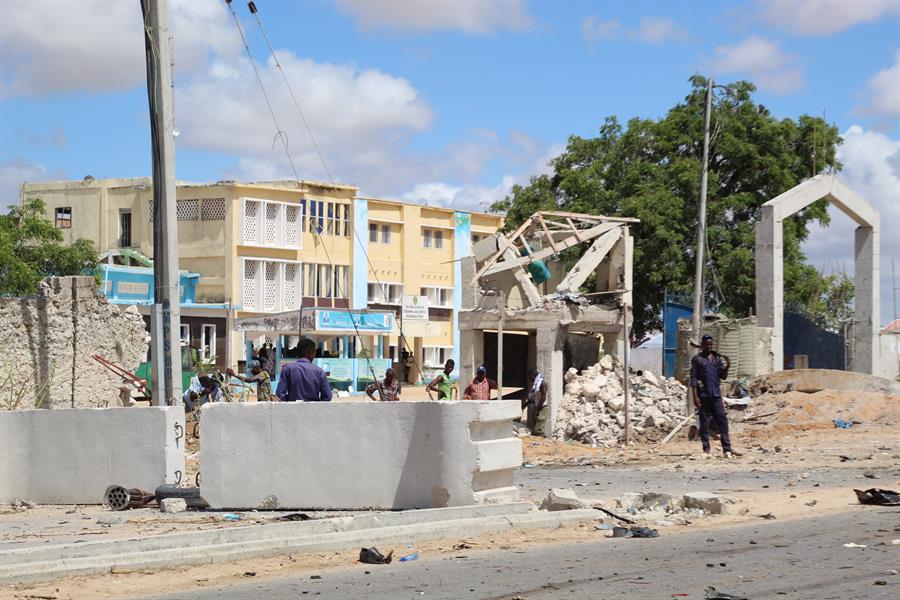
(223, 0), (429, 391)
(243, 1), (432, 386)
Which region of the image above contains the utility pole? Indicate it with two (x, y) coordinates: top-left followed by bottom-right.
(142, 0), (182, 406)
(689, 77), (713, 413)
(497, 290), (505, 400)
(623, 299), (631, 445)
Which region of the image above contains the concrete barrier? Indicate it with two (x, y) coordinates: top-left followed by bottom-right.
(0, 407), (185, 504)
(200, 400), (523, 510)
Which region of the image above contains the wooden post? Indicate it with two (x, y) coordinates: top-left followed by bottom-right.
(497, 290), (505, 400)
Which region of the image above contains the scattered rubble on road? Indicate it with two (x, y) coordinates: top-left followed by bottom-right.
(555, 357), (688, 445)
(539, 488), (590, 511)
(159, 498), (187, 513)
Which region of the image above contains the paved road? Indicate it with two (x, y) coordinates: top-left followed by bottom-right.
(515, 462), (896, 504)
(150, 509), (899, 600)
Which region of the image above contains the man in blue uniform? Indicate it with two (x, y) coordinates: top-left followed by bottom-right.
(690, 334), (740, 458)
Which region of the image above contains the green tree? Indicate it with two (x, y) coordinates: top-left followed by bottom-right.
(492, 77), (850, 338)
(0, 198), (99, 295)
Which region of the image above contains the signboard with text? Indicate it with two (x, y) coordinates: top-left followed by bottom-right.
(402, 295), (429, 321)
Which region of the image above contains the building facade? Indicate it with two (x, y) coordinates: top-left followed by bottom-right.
(22, 177), (503, 378)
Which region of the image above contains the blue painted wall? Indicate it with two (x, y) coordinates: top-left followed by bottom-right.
(452, 211), (472, 376)
(351, 198), (368, 310)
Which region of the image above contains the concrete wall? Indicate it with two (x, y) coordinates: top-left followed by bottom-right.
(0, 406), (184, 504)
(0, 276), (148, 409)
(200, 400), (522, 510)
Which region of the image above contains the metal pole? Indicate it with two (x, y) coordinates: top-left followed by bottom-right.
(497, 290), (505, 400)
(689, 77), (713, 413)
(143, 0), (182, 406)
(623, 299), (631, 445)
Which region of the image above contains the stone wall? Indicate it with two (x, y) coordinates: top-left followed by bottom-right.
(0, 276), (148, 409)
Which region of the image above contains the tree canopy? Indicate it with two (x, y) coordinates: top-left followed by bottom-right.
(491, 77), (846, 338)
(0, 198), (99, 296)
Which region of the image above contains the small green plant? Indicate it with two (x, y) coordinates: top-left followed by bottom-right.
(0, 361), (54, 410)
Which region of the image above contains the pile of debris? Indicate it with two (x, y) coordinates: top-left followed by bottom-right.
(554, 355), (688, 445)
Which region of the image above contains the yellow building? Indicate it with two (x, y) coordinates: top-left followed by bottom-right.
(20, 177), (502, 378)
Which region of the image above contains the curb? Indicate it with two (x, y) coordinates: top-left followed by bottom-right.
(0, 506), (598, 584)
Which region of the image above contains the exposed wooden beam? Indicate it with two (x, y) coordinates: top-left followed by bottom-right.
(556, 229), (622, 294)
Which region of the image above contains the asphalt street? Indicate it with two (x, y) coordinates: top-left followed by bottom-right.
(149, 508), (899, 600)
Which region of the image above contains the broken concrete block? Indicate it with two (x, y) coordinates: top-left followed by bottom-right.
(564, 368), (579, 383)
(539, 488), (589, 511)
(683, 492), (724, 514)
(598, 354), (614, 371)
(96, 515), (125, 525)
(641, 492), (682, 512)
(642, 370), (662, 388)
(160, 497), (188, 513)
(607, 395), (624, 412)
(617, 492), (643, 511)
(641, 406), (669, 428)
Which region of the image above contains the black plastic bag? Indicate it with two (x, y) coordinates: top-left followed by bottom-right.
(359, 547), (393, 564)
(854, 488), (900, 506)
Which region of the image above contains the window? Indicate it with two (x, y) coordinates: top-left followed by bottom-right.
(367, 282), (402, 304)
(422, 287), (453, 308)
(201, 324), (216, 360)
(55, 207), (72, 229)
(303, 264), (349, 299)
(423, 347), (452, 367)
(119, 210), (132, 248)
(180, 324), (190, 347)
(242, 259), (302, 312)
(241, 198), (301, 249)
(369, 223), (378, 242)
(307, 201), (350, 237)
(423, 228), (444, 249)
(381, 224), (390, 244)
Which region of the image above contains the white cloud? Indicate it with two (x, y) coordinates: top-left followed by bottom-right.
(802, 126), (900, 325)
(582, 15), (687, 44)
(757, 0), (900, 36)
(335, 0), (532, 34)
(176, 49), (434, 190)
(0, 0), (237, 97)
(856, 51), (900, 118)
(402, 176), (515, 212)
(0, 159), (61, 210)
(582, 16), (621, 44)
(709, 36), (805, 95)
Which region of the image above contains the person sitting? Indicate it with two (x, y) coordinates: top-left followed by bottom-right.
(463, 366), (498, 400)
(182, 374), (221, 411)
(365, 368), (401, 401)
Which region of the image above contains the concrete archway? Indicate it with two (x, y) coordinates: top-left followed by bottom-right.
(755, 174), (880, 374)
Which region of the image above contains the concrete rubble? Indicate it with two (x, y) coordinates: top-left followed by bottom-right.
(539, 488), (591, 511)
(159, 498), (187, 513)
(554, 357), (688, 446)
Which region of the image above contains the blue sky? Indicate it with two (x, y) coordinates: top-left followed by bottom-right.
(1, 0), (898, 322)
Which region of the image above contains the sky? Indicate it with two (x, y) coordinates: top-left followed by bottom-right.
(0, 0), (898, 323)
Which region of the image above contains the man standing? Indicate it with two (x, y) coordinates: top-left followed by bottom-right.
(463, 366), (498, 400)
(690, 334), (740, 457)
(226, 366), (275, 402)
(426, 359), (456, 400)
(276, 338), (332, 402)
(524, 369), (548, 435)
(366, 367), (401, 401)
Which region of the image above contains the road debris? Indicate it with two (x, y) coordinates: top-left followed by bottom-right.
(399, 552), (419, 562)
(854, 488), (900, 506)
(704, 586), (748, 600)
(103, 485), (154, 511)
(540, 488), (590, 511)
(277, 513), (314, 521)
(359, 547), (393, 564)
(159, 498), (187, 513)
(843, 543), (867, 548)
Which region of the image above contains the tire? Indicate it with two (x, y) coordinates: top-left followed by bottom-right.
(154, 484), (209, 509)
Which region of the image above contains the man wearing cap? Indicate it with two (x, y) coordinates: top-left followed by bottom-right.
(690, 334), (740, 457)
(463, 366), (498, 400)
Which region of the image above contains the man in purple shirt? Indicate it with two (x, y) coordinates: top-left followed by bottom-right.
(276, 338), (332, 402)
(690, 334), (740, 457)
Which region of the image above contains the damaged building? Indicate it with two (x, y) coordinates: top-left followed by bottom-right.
(459, 212), (637, 436)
